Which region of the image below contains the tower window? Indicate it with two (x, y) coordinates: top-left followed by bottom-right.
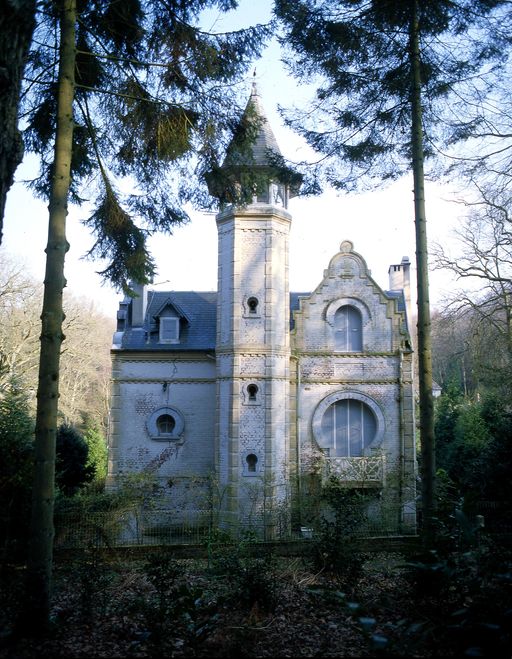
(247, 384), (258, 401)
(246, 453), (258, 473)
(247, 297), (259, 314)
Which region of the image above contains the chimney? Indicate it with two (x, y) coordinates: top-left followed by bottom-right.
(388, 256), (411, 320)
(130, 282), (148, 327)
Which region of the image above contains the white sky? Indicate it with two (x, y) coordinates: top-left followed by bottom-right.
(2, 0), (465, 317)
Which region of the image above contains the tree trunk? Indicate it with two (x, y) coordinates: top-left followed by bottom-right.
(409, 0), (436, 546)
(0, 0), (36, 243)
(24, 0), (76, 632)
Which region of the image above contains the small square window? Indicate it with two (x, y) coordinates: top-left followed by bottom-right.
(159, 317), (179, 344)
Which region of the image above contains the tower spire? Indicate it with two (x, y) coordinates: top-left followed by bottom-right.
(205, 85), (301, 207)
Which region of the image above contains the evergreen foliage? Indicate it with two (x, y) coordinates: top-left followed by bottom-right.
(274, 0), (506, 191)
(55, 423), (94, 496)
(83, 423), (108, 485)
(0, 377), (34, 554)
(23, 0), (270, 292)
(434, 382), (462, 471)
(0, 0), (36, 241)
(435, 390), (512, 509)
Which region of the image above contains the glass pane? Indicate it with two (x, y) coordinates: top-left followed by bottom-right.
(349, 400), (363, 456)
(321, 399), (377, 457)
(157, 414), (175, 434)
(160, 318), (179, 341)
(362, 403), (377, 449)
(246, 454), (258, 472)
(348, 308), (363, 351)
(334, 307), (348, 350)
(334, 306), (362, 351)
(320, 404), (335, 453)
(334, 398), (349, 456)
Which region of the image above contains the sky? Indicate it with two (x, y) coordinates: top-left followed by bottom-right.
(2, 0), (466, 318)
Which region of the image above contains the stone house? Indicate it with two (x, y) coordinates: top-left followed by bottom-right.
(107, 85), (417, 537)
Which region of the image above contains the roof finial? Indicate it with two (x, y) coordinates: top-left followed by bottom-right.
(251, 67), (258, 95)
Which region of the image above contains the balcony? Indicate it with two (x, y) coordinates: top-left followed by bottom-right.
(326, 455), (385, 487)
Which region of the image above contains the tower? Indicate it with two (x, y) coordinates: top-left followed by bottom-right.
(207, 83), (301, 536)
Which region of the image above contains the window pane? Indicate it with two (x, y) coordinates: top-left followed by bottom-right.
(334, 397), (349, 457)
(320, 404), (335, 454)
(334, 306), (362, 351)
(160, 318), (179, 342)
(319, 399), (377, 457)
(157, 414), (175, 434)
(348, 308), (363, 351)
(349, 400), (363, 456)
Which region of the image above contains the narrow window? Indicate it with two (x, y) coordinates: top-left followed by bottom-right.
(247, 297), (259, 314)
(157, 414), (175, 435)
(334, 305), (363, 351)
(247, 384), (258, 401)
(246, 454), (258, 473)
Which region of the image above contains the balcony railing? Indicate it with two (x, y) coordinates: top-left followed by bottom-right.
(326, 455), (385, 486)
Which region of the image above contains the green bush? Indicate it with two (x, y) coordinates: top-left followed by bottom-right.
(0, 378), (34, 557)
(313, 477), (368, 586)
(83, 424), (108, 485)
(56, 423), (95, 495)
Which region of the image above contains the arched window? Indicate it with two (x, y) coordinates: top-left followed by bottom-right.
(247, 384), (258, 401)
(246, 453), (258, 472)
(146, 406), (185, 441)
(156, 414), (175, 435)
(247, 297), (259, 314)
(319, 399), (377, 457)
(334, 305), (362, 351)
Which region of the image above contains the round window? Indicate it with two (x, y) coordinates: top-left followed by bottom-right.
(319, 399), (377, 457)
(156, 414), (176, 435)
(146, 407), (184, 441)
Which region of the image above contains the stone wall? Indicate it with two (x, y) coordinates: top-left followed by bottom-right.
(108, 353), (216, 515)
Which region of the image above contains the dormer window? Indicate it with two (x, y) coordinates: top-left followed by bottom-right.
(152, 297), (190, 345)
(159, 317), (179, 344)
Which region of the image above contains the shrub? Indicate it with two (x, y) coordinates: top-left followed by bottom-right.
(313, 476), (369, 586)
(56, 423), (94, 496)
(0, 378), (34, 556)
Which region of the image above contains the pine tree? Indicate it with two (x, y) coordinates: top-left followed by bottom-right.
(0, 0), (36, 243)
(21, 0), (269, 631)
(274, 0), (507, 545)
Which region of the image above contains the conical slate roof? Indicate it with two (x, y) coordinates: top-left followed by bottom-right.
(205, 81), (302, 203)
(223, 81), (282, 167)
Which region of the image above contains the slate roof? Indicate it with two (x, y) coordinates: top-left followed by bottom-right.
(117, 289), (406, 351)
(385, 290), (406, 313)
(223, 82), (282, 168)
(119, 291), (217, 351)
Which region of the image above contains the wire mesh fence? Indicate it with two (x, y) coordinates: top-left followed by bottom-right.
(54, 501), (417, 550)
